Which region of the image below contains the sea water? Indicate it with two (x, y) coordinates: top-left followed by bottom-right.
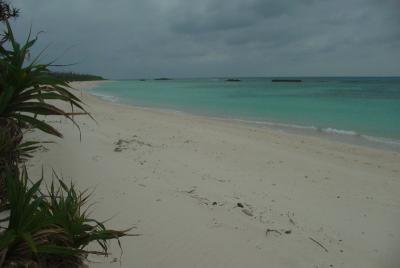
(90, 77), (400, 150)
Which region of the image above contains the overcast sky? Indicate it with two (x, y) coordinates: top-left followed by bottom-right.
(11, 0), (400, 79)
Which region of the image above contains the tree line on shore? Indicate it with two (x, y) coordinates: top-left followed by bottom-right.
(49, 72), (106, 82)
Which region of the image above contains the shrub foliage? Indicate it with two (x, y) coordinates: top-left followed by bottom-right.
(0, 21), (132, 267)
(0, 169), (133, 267)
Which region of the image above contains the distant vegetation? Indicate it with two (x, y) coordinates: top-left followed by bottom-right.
(271, 79), (302, 83)
(49, 72), (106, 82)
(154, 77), (172, 81)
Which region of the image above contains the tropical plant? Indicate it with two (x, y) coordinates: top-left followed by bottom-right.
(0, 123), (41, 206)
(43, 172), (133, 256)
(0, 168), (133, 267)
(0, 168), (61, 267)
(0, 121), (42, 168)
(0, 1), (18, 23)
(0, 21), (89, 139)
(0, 20), (90, 202)
(0, 20), (133, 268)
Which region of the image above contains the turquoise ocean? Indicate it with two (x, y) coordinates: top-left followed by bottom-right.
(90, 77), (400, 150)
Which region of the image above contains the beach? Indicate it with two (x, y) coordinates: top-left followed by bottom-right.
(27, 81), (400, 268)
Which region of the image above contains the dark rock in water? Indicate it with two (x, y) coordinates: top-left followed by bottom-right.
(212, 202), (218, 206)
(154, 78), (172, 81)
(237, 202), (244, 208)
(226, 78), (241, 82)
(284, 230), (292, 234)
(271, 79), (302, 82)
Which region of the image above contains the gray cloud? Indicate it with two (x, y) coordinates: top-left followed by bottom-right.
(9, 0), (400, 78)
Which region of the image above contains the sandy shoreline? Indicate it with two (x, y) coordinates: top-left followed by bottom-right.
(28, 81), (400, 268)
(87, 81), (400, 153)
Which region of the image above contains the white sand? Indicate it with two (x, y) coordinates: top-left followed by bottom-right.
(28, 81), (400, 268)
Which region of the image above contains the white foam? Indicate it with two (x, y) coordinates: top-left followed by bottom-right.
(321, 128), (400, 147)
(216, 118), (400, 150)
(219, 118), (318, 131)
(363, 135), (400, 146)
(90, 92), (119, 103)
(322, 128), (359, 136)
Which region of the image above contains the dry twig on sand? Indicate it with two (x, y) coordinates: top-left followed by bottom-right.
(309, 237), (329, 252)
(266, 229), (282, 236)
(287, 211), (296, 225)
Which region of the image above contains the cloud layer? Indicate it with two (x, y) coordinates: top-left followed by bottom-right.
(11, 0), (400, 78)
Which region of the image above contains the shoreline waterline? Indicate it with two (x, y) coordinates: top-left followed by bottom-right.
(87, 86), (400, 153)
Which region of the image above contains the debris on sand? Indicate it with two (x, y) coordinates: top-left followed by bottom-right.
(309, 237), (329, 252)
(266, 229), (282, 236)
(113, 136), (153, 152)
(241, 208), (253, 217)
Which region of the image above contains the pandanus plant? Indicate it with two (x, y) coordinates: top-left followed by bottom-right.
(0, 22), (133, 267)
(0, 21), (90, 200)
(0, 21), (88, 138)
(0, 168), (133, 268)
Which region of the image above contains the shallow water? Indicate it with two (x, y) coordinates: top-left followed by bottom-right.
(90, 77), (400, 150)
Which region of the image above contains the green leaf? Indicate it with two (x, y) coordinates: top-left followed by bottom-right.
(14, 114), (63, 137)
(0, 22), (91, 139)
(0, 230), (17, 249)
(20, 233), (38, 253)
